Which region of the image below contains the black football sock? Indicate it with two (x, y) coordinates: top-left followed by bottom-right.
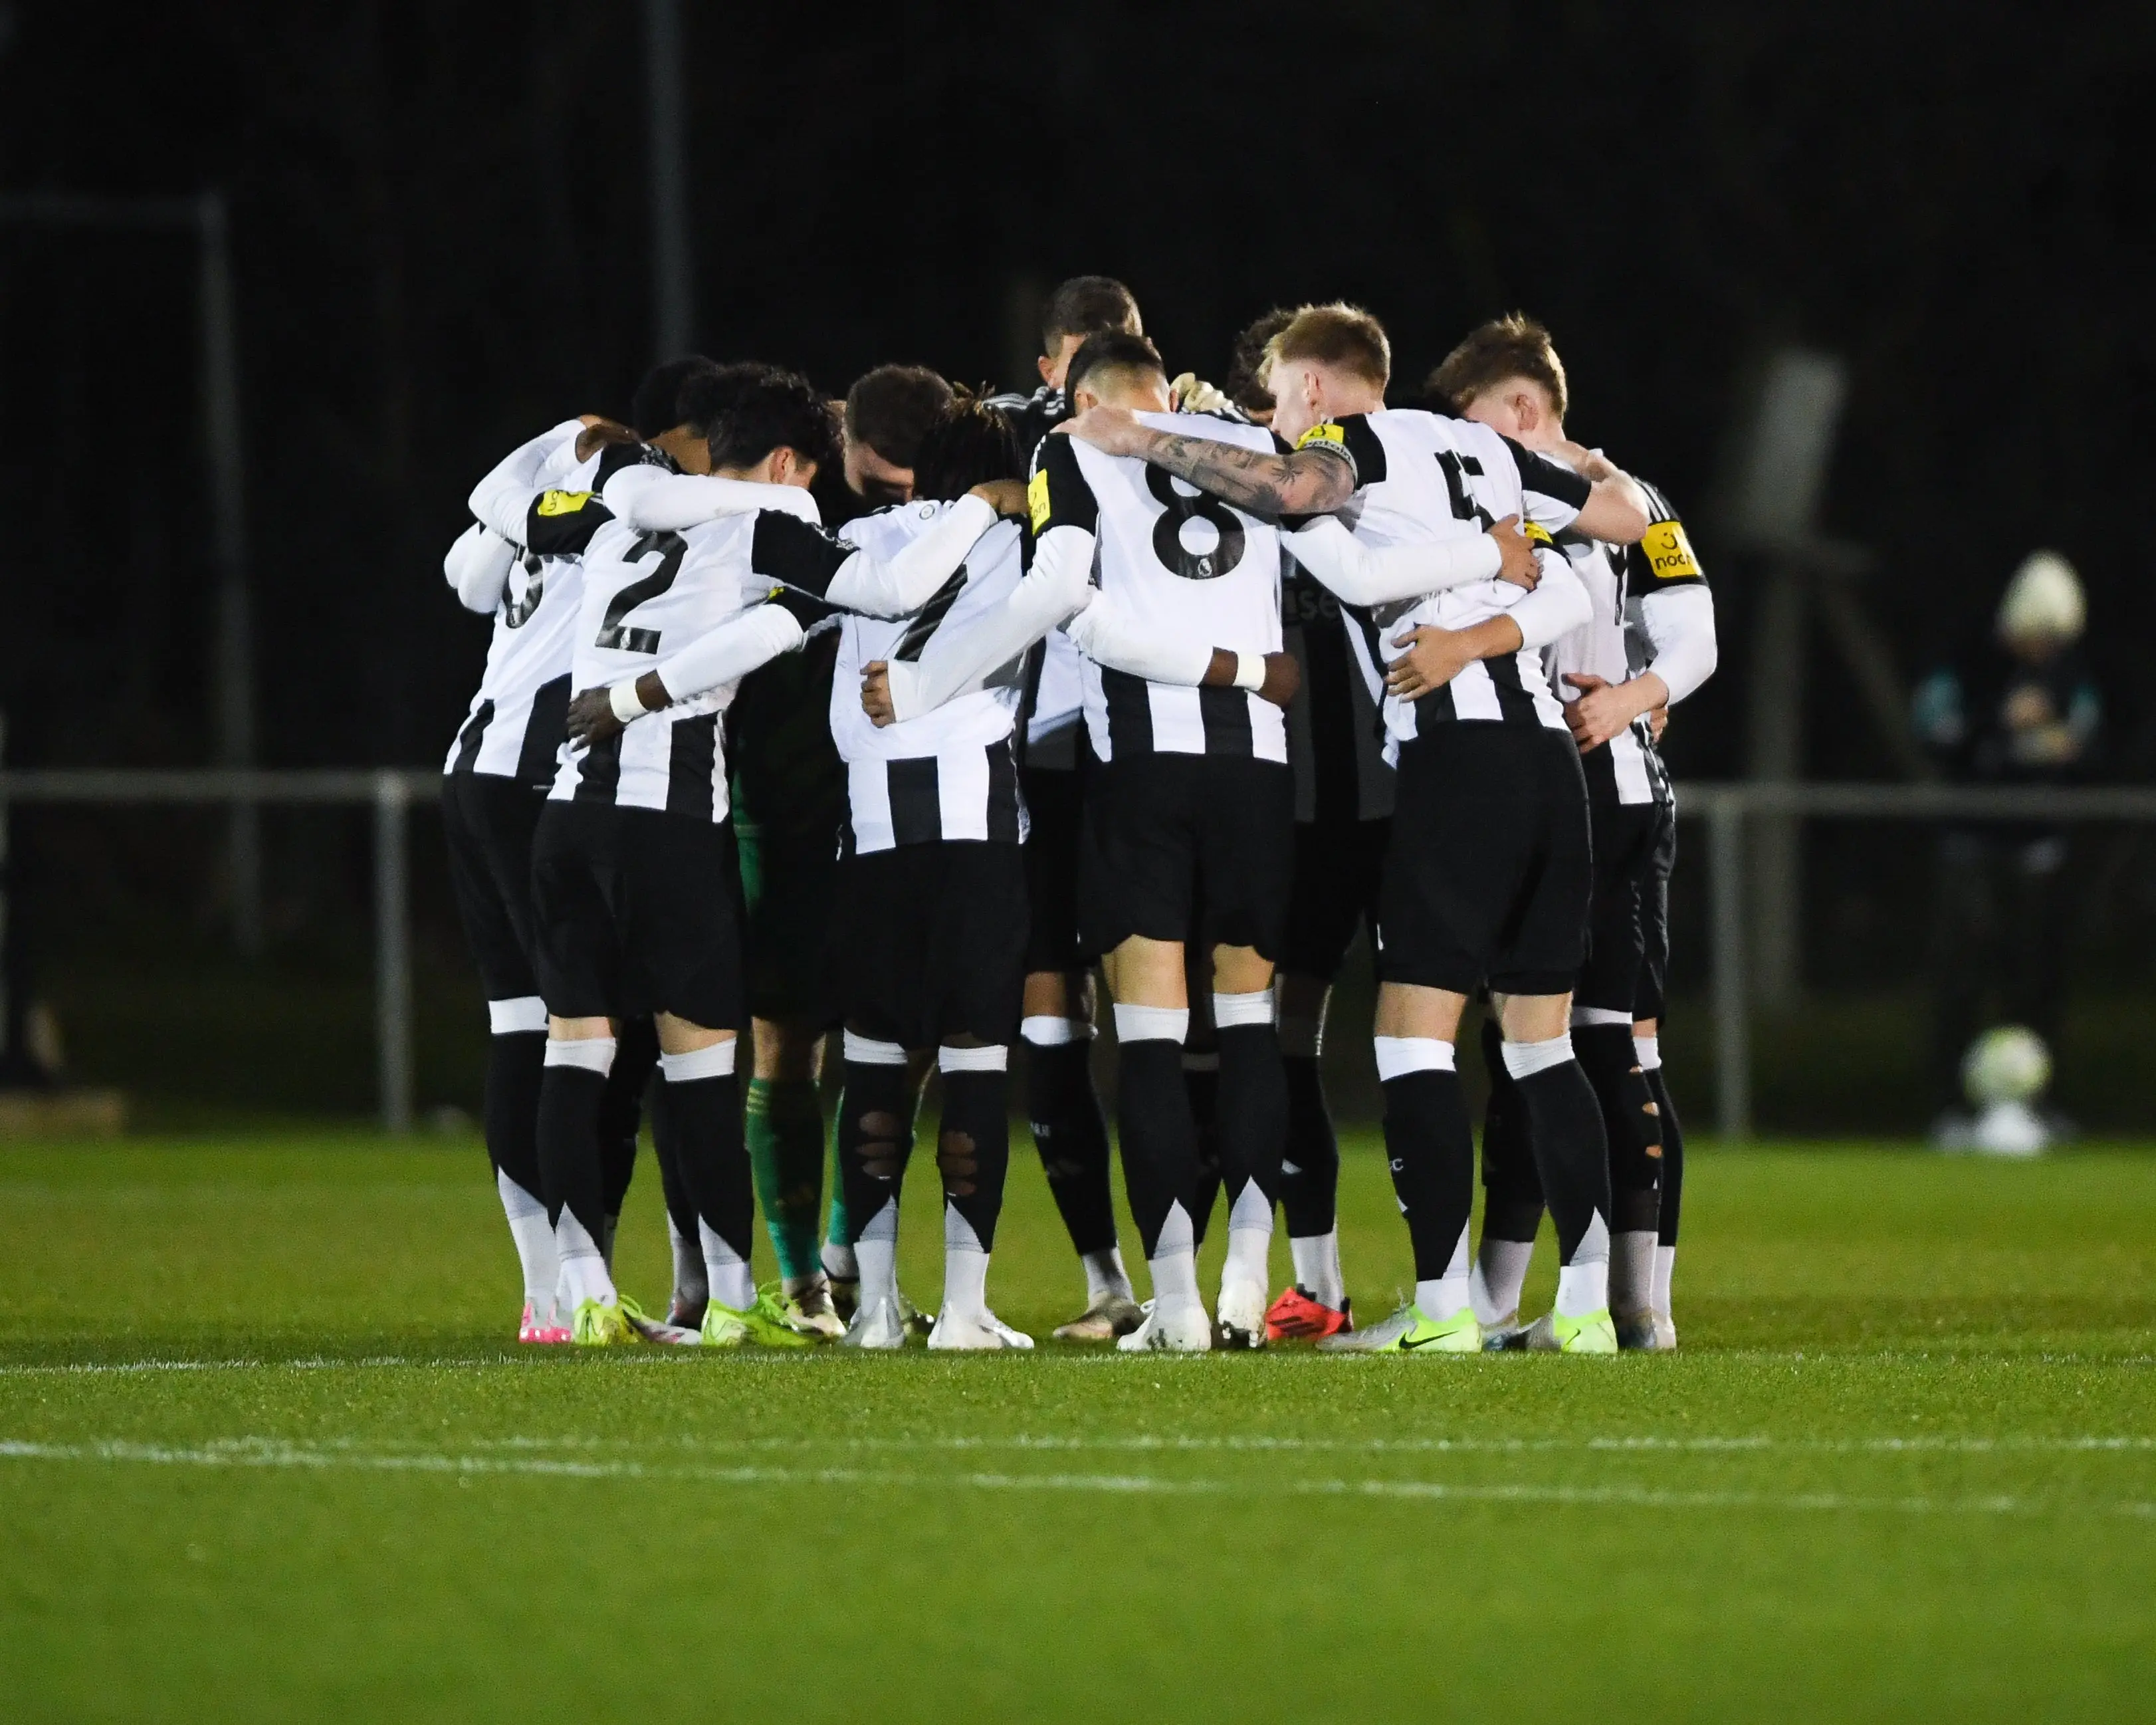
(1182, 1048), (1222, 1248)
(536, 1037), (616, 1306)
(1503, 1036), (1613, 1320)
(651, 1115), (707, 1320)
(1374, 1040), (1476, 1316)
(1112, 1010), (1200, 1272)
(653, 1044), (752, 1314)
(595, 1016), (659, 1242)
(836, 1042), (913, 1312)
(1213, 996), (1286, 1299)
(1471, 1018), (1544, 1325)
(1645, 1055), (1683, 1321)
(1280, 1054), (1341, 1239)
(483, 1020), (552, 1310)
(1576, 1021), (1662, 1318)
(1023, 1032), (1120, 1258)
(936, 1048), (1012, 1324)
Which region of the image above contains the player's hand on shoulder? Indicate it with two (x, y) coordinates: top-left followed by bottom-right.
(565, 686), (625, 747)
(860, 659), (898, 728)
(1170, 373), (1232, 415)
(1385, 625), (1475, 700)
(1059, 404), (1144, 455)
(968, 479), (1029, 519)
(1490, 515), (1539, 590)
(1549, 437), (1614, 482)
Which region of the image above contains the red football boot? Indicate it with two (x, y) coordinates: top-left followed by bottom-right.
(1264, 1285), (1353, 1342)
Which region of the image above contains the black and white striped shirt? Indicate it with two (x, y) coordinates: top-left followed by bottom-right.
(1551, 477), (1705, 806)
(445, 430), (659, 788)
(1281, 556), (1393, 824)
(829, 501), (1029, 854)
(1297, 411), (1591, 751)
(1029, 416), (1287, 766)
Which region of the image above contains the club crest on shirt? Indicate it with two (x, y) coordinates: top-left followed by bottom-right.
(536, 489), (596, 517)
(1641, 518), (1701, 579)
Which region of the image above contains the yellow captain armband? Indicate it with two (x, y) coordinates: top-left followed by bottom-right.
(1640, 518), (1702, 580)
(1296, 421), (1347, 453)
(1522, 520), (1555, 546)
(536, 489), (595, 517)
(1027, 468), (1052, 534)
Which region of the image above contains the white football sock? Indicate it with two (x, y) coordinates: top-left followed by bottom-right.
(1289, 1228), (1345, 1311)
(855, 1197), (900, 1311)
(1414, 1222), (1471, 1322)
(495, 1170), (559, 1310)
(1652, 1244), (1676, 1317)
(1220, 1177), (1273, 1292)
(942, 1205), (990, 1322)
(699, 1219), (754, 1313)
(822, 1238), (859, 1282)
(1082, 1246), (1132, 1306)
(1148, 1199), (1204, 1316)
(1555, 1211), (1611, 1318)
(1633, 1034), (1662, 1072)
(1471, 1236), (1536, 1327)
(554, 1210), (617, 1308)
(1610, 1229), (1657, 1318)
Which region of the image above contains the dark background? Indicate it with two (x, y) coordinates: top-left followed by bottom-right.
(3, 3), (2153, 1125)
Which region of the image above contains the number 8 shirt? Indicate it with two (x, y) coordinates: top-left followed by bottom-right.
(1029, 413), (1289, 764)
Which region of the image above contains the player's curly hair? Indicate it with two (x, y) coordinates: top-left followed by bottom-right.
(911, 388), (1025, 499)
(845, 364), (954, 468)
(701, 365), (841, 476)
(1427, 313), (1569, 421)
(630, 355), (720, 438)
(1226, 306), (1295, 415)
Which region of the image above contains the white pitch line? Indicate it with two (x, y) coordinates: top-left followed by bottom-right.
(0, 1437), (2150, 1522)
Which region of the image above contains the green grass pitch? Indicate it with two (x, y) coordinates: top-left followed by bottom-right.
(3, 1131), (2153, 1722)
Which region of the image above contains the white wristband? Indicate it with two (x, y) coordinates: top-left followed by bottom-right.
(1232, 651), (1265, 692)
(608, 679), (649, 724)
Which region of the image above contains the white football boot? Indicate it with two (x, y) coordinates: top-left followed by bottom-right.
(1117, 1298), (1213, 1353)
(927, 1309), (1035, 1351)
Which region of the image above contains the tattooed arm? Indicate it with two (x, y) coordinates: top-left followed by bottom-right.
(1059, 406), (1355, 517)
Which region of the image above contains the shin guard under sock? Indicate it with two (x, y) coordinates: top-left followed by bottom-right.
(1646, 1063), (1684, 1249)
(1022, 1026), (1119, 1258)
(1504, 1036), (1612, 1318)
(1214, 993), (1285, 1291)
(837, 1041), (913, 1306)
(1479, 1016), (1545, 1240)
(936, 1046), (1011, 1255)
(483, 1016), (546, 1196)
(1574, 1021), (1662, 1234)
(746, 1077), (827, 1283)
(538, 1037), (615, 1306)
(1182, 1048), (1222, 1247)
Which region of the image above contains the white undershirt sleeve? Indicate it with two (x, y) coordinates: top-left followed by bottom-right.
(602, 464), (820, 530)
(1505, 548), (1594, 650)
(1637, 584), (1718, 705)
(1286, 516), (1502, 606)
(825, 494), (998, 618)
(1063, 587), (1214, 687)
(469, 419), (584, 542)
(882, 522), (1095, 723)
(647, 602), (807, 705)
(443, 522), (516, 614)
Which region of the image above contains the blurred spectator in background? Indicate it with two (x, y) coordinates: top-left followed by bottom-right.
(1913, 551), (2102, 1142)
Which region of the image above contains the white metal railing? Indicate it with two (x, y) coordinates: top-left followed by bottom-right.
(3, 768), (2153, 1135)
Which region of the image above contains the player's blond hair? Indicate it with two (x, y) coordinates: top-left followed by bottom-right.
(1265, 302), (1392, 390)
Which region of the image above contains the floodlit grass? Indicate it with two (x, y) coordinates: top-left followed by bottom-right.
(3, 1132), (2153, 1722)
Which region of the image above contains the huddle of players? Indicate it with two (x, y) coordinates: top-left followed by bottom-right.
(440, 273), (1717, 1354)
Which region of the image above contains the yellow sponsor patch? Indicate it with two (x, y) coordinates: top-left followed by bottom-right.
(1296, 421), (1347, 451)
(1640, 518), (1701, 579)
(1523, 520), (1555, 546)
(536, 489), (595, 517)
(1027, 468), (1052, 533)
